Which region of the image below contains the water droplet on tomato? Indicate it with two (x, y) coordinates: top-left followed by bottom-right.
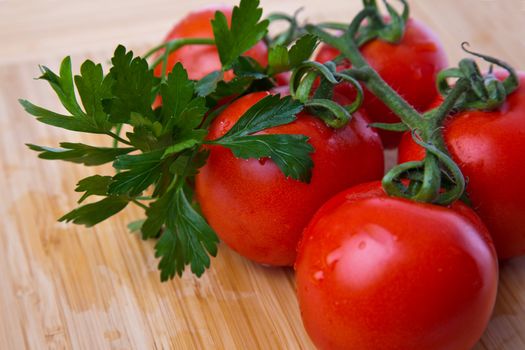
(313, 270), (324, 282)
(326, 249), (342, 267)
(258, 157), (268, 165)
(358, 241), (367, 250)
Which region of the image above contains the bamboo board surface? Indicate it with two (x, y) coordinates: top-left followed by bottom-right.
(0, 0), (524, 349)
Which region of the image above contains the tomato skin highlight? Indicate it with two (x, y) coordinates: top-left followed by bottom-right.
(195, 92), (384, 265)
(398, 72), (525, 259)
(316, 18), (448, 148)
(153, 6), (268, 80)
(296, 181), (498, 350)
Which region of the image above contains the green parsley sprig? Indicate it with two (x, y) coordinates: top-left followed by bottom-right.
(21, 0), (322, 280)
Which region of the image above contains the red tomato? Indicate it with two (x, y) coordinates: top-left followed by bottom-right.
(195, 92), (384, 265)
(398, 71), (525, 259)
(296, 181), (498, 350)
(153, 6), (268, 80)
(316, 19), (448, 148)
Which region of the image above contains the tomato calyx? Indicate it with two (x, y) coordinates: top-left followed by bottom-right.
(437, 42), (519, 111)
(317, 0), (408, 49)
(356, 0), (409, 45)
(288, 61), (364, 128)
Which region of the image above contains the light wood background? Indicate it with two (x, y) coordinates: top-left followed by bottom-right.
(1, 0), (524, 349)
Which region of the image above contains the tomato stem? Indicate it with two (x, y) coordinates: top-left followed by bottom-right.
(145, 38), (216, 74)
(266, 9), (304, 47)
(306, 6), (479, 205)
(306, 22), (423, 130)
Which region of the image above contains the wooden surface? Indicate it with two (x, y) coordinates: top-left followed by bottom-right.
(1, 0), (524, 349)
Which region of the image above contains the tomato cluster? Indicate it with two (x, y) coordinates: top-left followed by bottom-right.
(149, 4), (525, 350)
(146, 3), (524, 349)
(23, 0), (525, 345)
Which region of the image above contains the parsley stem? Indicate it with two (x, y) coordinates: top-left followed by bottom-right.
(106, 131), (133, 146)
(131, 199), (148, 210)
(145, 38), (216, 68)
(136, 195), (154, 201)
(112, 124), (124, 148)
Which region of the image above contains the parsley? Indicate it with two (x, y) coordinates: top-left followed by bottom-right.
(153, 187), (219, 280)
(268, 34), (318, 75)
(59, 197), (129, 227)
(26, 143), (133, 166)
(19, 57), (113, 134)
(74, 175), (113, 203)
(212, 0), (269, 69)
(22, 1), (316, 281)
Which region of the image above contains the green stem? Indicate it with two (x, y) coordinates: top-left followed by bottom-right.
(382, 160), (424, 198)
(306, 23), (423, 130)
(131, 199), (148, 210)
(432, 78), (470, 126)
(112, 124), (124, 148)
(266, 10), (302, 46)
(411, 149), (440, 202)
(136, 196), (154, 201)
(318, 22), (349, 31)
(144, 38), (215, 59)
(147, 38), (216, 70)
(106, 131), (133, 146)
(411, 135), (466, 206)
(419, 77), (470, 154)
(306, 10), (474, 205)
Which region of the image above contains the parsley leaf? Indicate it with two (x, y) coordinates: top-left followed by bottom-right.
(195, 71), (223, 97)
(221, 94), (303, 136)
(212, 95), (314, 182)
(74, 60), (114, 131)
(288, 34), (318, 66)
(154, 188), (219, 281)
(20, 56), (117, 134)
(59, 196), (129, 227)
(267, 46), (289, 75)
(26, 142), (134, 166)
(75, 175), (113, 203)
(109, 150), (164, 196)
(128, 219), (145, 233)
(159, 63), (209, 157)
(39, 56), (85, 117)
(170, 150), (210, 177)
(218, 134), (314, 182)
(268, 34), (318, 75)
(212, 0), (269, 69)
(19, 99), (103, 134)
(103, 45), (156, 123)
(233, 56), (267, 79)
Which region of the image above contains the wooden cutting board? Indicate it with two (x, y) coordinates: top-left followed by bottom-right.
(1, 0), (524, 349)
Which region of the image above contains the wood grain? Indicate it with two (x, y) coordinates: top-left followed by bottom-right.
(0, 0), (524, 349)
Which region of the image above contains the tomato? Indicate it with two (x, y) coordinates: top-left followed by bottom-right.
(195, 92), (384, 266)
(316, 19), (448, 148)
(295, 181), (498, 350)
(398, 71), (525, 259)
(153, 6), (268, 80)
